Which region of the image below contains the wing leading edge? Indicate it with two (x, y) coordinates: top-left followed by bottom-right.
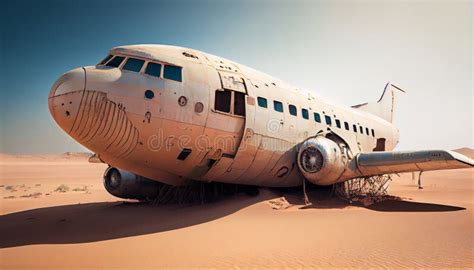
(353, 150), (473, 177)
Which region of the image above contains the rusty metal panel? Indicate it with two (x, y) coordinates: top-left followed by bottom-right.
(238, 142), (271, 182)
(219, 129), (260, 183)
(219, 71), (246, 93)
(202, 156), (234, 182)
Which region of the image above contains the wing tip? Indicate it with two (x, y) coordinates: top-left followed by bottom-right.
(446, 150), (474, 167)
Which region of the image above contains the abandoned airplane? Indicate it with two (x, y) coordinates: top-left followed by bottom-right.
(48, 44), (473, 200)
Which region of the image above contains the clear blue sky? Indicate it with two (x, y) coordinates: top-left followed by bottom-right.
(0, 0), (472, 154)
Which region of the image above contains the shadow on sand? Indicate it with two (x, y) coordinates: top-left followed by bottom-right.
(364, 200), (466, 212)
(0, 193), (272, 249)
(0, 186), (465, 248)
(299, 197), (466, 212)
(281, 185), (466, 212)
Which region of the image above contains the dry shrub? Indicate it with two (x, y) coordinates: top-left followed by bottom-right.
(55, 185), (69, 193)
(72, 185), (88, 192)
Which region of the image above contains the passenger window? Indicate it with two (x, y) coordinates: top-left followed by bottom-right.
(215, 90), (231, 113)
(359, 126), (364, 134)
(353, 124), (357, 132)
(273, 101), (283, 112)
(314, 112), (321, 123)
(234, 92), (246, 116)
(344, 122), (349, 130)
(164, 65), (182, 82)
(371, 129), (375, 137)
(99, 54), (113, 65)
(106, 56), (125, 67)
(257, 97), (268, 108)
(325, 115), (332, 126)
(335, 119), (341, 128)
(145, 62), (162, 77)
(302, 108), (309, 119)
(123, 58), (145, 72)
(365, 127), (369, 135)
(289, 105), (297, 116)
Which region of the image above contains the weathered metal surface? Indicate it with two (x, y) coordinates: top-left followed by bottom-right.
(48, 44), (473, 190)
(297, 137), (347, 185)
(356, 150), (473, 176)
(219, 71), (246, 93)
(71, 90), (139, 159)
(351, 83), (405, 123)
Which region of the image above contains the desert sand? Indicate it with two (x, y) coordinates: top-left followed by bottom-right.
(0, 150), (473, 268)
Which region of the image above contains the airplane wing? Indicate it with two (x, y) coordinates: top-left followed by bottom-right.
(354, 150), (473, 177)
(88, 153), (104, 163)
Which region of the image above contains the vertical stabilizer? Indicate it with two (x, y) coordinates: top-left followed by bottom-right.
(351, 82), (405, 123)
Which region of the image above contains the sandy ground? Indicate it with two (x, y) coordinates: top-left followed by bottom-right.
(0, 151), (473, 268)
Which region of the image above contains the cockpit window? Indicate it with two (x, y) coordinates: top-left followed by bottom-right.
(145, 62), (162, 77)
(99, 54), (113, 65)
(106, 56), (125, 68)
(164, 65), (182, 82)
(123, 58), (145, 72)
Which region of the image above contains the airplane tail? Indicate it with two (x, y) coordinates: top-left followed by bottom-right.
(351, 82), (405, 123)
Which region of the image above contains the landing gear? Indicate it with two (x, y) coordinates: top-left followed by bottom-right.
(148, 182), (259, 205)
(302, 178), (311, 206)
(418, 171), (424, 189)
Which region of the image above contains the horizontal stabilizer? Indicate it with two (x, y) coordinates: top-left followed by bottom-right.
(354, 150), (473, 176)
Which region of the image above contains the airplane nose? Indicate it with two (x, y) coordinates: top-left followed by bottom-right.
(49, 67), (86, 97)
(48, 67), (86, 133)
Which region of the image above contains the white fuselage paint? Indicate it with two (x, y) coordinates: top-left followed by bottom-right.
(48, 45), (399, 187)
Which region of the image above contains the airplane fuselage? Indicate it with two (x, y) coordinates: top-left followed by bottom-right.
(48, 45), (399, 187)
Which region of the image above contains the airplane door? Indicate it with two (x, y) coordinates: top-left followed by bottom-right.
(204, 77), (261, 183)
(204, 71), (247, 157)
(197, 71), (248, 181)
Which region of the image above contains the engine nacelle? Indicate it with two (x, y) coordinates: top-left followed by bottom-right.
(103, 167), (162, 200)
(297, 137), (348, 185)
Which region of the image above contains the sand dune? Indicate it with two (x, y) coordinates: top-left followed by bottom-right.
(0, 152), (473, 268)
(0, 152), (92, 164)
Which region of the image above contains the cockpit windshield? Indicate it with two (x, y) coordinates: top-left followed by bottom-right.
(123, 58), (145, 72)
(106, 56), (125, 67)
(98, 54), (113, 65)
(96, 53), (183, 82)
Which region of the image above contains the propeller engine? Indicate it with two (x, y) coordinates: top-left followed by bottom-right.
(297, 136), (349, 185)
(103, 167), (161, 200)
